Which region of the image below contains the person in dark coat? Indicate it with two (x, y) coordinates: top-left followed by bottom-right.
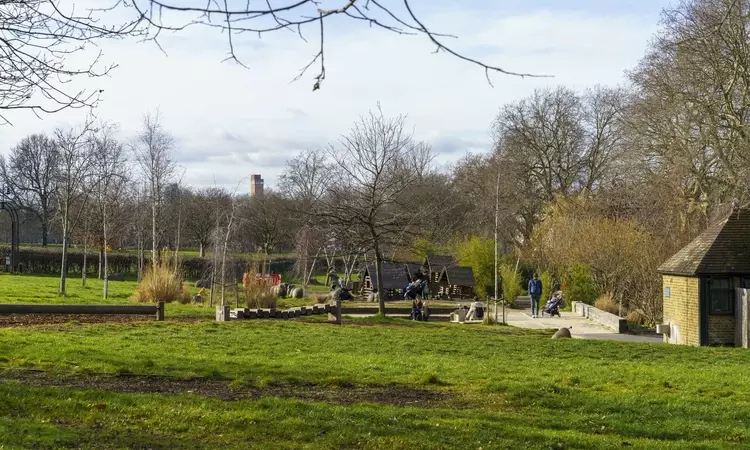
(528, 273), (542, 318)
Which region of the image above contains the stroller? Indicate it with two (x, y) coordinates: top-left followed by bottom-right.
(404, 279), (427, 300)
(541, 291), (565, 318)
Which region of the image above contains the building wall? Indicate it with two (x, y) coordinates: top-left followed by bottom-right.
(662, 275), (700, 346)
(708, 315), (736, 345)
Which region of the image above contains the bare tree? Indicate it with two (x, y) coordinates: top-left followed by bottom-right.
(184, 187), (231, 257)
(280, 149), (331, 211)
(91, 123), (128, 299)
(55, 124), (94, 294)
(120, 1), (547, 91)
(0, 1), (141, 124)
(625, 0), (750, 235)
(0, 134), (59, 245)
(132, 111), (175, 266)
(280, 148), (332, 288)
(315, 106), (437, 314)
(129, 182), (150, 282)
(240, 191), (293, 256)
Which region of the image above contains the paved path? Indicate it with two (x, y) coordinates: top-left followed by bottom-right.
(494, 307), (663, 344)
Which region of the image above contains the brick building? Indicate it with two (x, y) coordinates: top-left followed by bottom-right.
(658, 207), (750, 346)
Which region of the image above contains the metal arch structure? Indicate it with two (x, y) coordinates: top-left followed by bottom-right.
(0, 200), (19, 271)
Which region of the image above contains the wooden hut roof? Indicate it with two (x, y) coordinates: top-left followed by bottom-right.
(441, 266), (476, 286)
(404, 263), (424, 281)
(658, 207), (750, 276)
(424, 254), (456, 271)
(365, 262), (409, 290)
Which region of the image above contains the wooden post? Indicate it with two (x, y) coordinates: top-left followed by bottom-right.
(216, 305), (230, 322)
(156, 301), (165, 321)
(328, 298), (341, 324)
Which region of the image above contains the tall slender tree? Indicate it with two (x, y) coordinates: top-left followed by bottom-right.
(132, 111), (175, 267)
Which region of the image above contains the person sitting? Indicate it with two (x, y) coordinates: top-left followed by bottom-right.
(466, 299), (485, 321)
(410, 298), (424, 321)
(450, 303), (469, 322)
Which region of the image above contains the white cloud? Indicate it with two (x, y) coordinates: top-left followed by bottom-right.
(0, 2), (668, 192)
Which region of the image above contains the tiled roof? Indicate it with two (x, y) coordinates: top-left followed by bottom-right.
(424, 254), (456, 271)
(365, 262), (409, 289)
(658, 207), (750, 276)
(442, 266), (476, 286)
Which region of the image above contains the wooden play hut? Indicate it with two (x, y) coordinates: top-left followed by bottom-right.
(437, 266), (476, 299)
(422, 254), (456, 297)
(361, 262), (410, 300)
(658, 206), (750, 347)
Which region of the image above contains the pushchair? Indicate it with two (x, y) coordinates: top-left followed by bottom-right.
(404, 279), (426, 300)
(541, 291), (564, 318)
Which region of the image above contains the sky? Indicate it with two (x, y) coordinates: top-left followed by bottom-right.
(0, 0), (673, 192)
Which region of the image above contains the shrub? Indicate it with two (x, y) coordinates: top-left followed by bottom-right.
(564, 264), (597, 305)
(593, 293), (619, 315)
(131, 262), (191, 304)
(243, 260), (278, 309)
(453, 235), (495, 298)
(626, 309), (647, 325)
(500, 264), (522, 304)
(538, 270), (552, 302)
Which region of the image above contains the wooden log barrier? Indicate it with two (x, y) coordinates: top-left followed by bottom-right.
(0, 302), (165, 321)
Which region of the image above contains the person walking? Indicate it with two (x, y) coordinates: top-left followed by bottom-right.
(528, 273), (542, 318)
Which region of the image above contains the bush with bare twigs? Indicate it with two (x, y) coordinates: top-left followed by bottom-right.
(131, 262), (191, 304)
(243, 261), (278, 309)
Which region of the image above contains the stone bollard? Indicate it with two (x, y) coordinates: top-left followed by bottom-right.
(216, 305), (230, 322)
(328, 298), (341, 325)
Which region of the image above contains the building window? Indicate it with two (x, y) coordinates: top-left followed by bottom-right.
(707, 278), (734, 315)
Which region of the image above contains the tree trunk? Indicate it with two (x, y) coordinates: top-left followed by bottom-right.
(41, 218), (49, 248)
(199, 242), (205, 258)
(98, 245), (103, 279)
(137, 234), (144, 283)
(220, 206), (235, 306)
(59, 233), (68, 294)
(374, 243), (386, 316)
(151, 191), (158, 267)
(103, 202), (109, 299)
(82, 217), (88, 287)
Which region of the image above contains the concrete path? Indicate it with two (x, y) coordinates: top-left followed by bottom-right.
(495, 307), (663, 344)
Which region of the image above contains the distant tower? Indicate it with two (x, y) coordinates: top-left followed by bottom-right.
(250, 174), (264, 198)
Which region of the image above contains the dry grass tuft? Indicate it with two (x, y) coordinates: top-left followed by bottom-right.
(593, 293), (619, 315)
(131, 261), (191, 304)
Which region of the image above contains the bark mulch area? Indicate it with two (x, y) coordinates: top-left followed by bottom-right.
(0, 314), (204, 327)
(0, 369), (449, 408)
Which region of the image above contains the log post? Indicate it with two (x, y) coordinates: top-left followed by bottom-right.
(156, 301), (165, 321)
(328, 298), (341, 324)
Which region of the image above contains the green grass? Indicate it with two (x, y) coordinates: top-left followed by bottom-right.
(0, 273), (217, 318)
(0, 317), (749, 448)
(0, 274), (324, 318)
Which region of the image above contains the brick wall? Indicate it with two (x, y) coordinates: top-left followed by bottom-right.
(708, 315), (735, 345)
(662, 275), (700, 346)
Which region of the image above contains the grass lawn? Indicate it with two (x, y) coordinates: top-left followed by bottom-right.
(0, 274), (332, 319)
(0, 315), (749, 448)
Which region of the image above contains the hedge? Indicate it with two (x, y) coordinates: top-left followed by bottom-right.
(0, 247), (300, 281)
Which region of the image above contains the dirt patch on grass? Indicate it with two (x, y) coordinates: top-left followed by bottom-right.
(0, 369), (448, 407)
(0, 314), (203, 327)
